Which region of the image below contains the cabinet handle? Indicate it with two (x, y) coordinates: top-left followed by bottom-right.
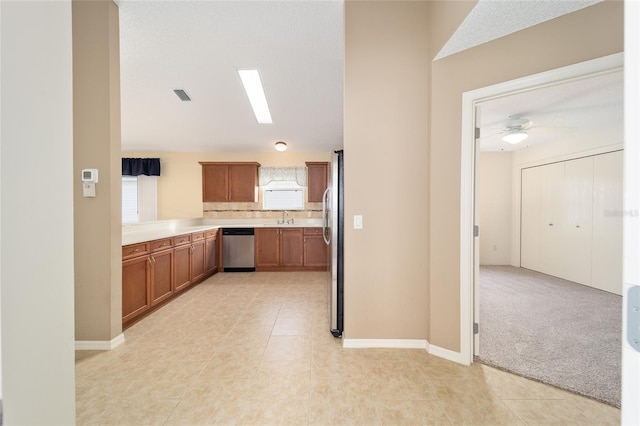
(147, 258), (152, 267)
(549, 223), (554, 226)
(133, 248), (140, 252)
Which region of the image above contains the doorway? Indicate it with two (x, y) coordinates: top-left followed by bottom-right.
(459, 53), (624, 363)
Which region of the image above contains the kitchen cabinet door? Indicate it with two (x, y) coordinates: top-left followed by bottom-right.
(205, 232), (218, 275)
(150, 249), (174, 306)
(280, 228), (304, 267)
(202, 164), (228, 202)
(174, 244), (192, 292)
(122, 255), (151, 323)
(255, 228), (280, 268)
(306, 162), (329, 202)
(228, 164), (259, 202)
(191, 239), (206, 282)
(304, 229), (328, 269)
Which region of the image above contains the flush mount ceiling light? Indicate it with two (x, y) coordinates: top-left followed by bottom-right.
(238, 69), (273, 124)
(502, 130), (528, 144)
(275, 141), (287, 152)
(173, 89), (191, 102)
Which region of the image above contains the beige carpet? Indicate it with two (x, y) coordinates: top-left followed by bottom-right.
(478, 265), (621, 407)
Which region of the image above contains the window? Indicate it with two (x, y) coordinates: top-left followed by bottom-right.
(122, 176), (158, 223)
(122, 177), (138, 223)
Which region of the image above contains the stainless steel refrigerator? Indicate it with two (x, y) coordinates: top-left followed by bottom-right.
(323, 150), (344, 337)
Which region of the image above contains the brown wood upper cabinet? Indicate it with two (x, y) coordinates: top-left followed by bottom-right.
(306, 162), (329, 202)
(200, 162), (261, 202)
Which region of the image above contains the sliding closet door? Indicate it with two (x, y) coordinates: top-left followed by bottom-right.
(562, 156), (594, 286)
(520, 151), (622, 294)
(592, 150), (623, 295)
(521, 166), (544, 271)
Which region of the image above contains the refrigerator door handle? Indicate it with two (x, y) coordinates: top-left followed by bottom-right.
(322, 187), (331, 245)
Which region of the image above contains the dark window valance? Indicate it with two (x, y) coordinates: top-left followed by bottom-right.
(122, 158), (161, 176)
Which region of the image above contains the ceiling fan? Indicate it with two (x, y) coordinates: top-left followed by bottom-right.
(481, 115), (533, 144)
(481, 114), (576, 146)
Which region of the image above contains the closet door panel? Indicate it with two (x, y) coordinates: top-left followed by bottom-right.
(539, 162), (565, 278)
(520, 166), (543, 271)
(592, 151), (623, 295)
(562, 156), (593, 285)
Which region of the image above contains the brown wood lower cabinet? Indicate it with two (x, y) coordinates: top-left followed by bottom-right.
(191, 239), (206, 283)
(205, 230), (218, 274)
(150, 248), (173, 306)
(174, 243), (192, 293)
(255, 227), (327, 271)
(304, 228), (329, 269)
(122, 229), (220, 329)
(122, 255), (151, 323)
(255, 228), (280, 268)
(281, 228), (304, 267)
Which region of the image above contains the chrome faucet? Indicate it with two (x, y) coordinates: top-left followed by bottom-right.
(277, 210), (287, 224)
(277, 210), (295, 225)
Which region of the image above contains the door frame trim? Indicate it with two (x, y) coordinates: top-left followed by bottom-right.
(459, 52), (624, 364)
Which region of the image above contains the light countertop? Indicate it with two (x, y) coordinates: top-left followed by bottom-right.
(122, 218), (322, 246)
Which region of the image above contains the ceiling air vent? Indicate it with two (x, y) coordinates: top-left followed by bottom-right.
(173, 89), (191, 102)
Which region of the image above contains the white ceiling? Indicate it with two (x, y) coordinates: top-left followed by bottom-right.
(117, 0), (615, 154)
(118, 0), (344, 153)
(478, 70), (623, 152)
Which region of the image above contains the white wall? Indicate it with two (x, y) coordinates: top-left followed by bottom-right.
(0, 1), (76, 423)
(478, 152), (512, 265)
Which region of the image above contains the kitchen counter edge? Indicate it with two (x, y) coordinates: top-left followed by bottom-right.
(122, 222), (322, 246)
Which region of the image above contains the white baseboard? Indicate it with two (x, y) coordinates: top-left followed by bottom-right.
(75, 333), (125, 350)
(342, 339), (428, 350)
(428, 343), (470, 365)
(337, 338), (469, 366)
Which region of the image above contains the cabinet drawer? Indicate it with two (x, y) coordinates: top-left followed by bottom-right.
(192, 232), (205, 242)
(174, 234), (192, 246)
(304, 227), (323, 235)
(205, 229), (218, 239)
(150, 238), (173, 252)
(122, 243), (149, 259)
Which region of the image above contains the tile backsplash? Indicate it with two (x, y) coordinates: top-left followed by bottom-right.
(203, 188), (322, 220)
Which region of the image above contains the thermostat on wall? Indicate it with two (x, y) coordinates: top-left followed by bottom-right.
(81, 168), (98, 183)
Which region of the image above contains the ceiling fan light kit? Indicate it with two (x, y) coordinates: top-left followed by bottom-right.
(502, 130), (528, 144)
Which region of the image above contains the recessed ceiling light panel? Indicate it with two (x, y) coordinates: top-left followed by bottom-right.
(238, 69), (273, 124)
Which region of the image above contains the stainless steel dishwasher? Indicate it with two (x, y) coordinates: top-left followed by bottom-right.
(222, 228), (255, 272)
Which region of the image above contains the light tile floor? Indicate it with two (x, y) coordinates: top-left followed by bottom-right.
(76, 272), (620, 425)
